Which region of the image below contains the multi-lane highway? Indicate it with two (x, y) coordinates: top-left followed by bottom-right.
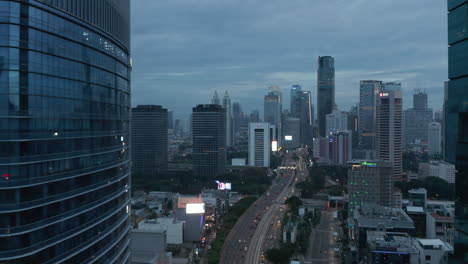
(220, 149), (310, 264)
(220, 151), (303, 264)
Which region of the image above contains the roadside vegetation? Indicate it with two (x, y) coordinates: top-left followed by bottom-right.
(206, 196), (257, 264)
(132, 167), (271, 195)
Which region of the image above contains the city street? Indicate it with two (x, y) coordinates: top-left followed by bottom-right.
(303, 210), (338, 264)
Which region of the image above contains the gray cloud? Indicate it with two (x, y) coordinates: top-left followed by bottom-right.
(131, 0), (447, 119)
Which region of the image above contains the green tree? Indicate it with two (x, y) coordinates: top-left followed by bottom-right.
(285, 195), (303, 215)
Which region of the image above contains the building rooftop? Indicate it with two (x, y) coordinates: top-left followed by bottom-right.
(406, 206), (425, 214)
(417, 239), (454, 252)
(429, 212), (454, 222)
(367, 231), (418, 253)
(354, 205), (414, 230)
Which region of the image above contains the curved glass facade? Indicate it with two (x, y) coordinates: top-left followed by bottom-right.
(0, 0), (131, 263)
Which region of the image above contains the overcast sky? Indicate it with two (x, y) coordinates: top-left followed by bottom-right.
(131, 0), (447, 120)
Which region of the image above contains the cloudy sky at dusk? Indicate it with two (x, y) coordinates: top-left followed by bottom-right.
(131, 0), (447, 120)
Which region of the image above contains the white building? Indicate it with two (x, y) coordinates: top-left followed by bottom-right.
(416, 239), (453, 263)
(329, 130), (352, 166)
(418, 161), (456, 183)
(248, 122), (276, 167)
(138, 218), (184, 245)
(427, 122), (442, 155)
(426, 212), (455, 247)
(312, 137), (329, 164)
(325, 109), (348, 135)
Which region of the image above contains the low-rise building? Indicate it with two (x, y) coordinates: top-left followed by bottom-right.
(138, 218), (184, 245)
(416, 239), (453, 264)
(283, 221), (298, 243)
(426, 212), (455, 247)
(418, 161), (455, 183)
(131, 229), (172, 264)
(366, 231), (452, 264)
(350, 205), (415, 257)
(366, 232), (420, 264)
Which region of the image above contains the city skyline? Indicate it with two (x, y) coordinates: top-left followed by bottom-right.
(131, 0), (447, 118)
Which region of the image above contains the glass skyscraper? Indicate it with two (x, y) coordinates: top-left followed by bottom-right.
(317, 56), (335, 137)
(358, 80), (382, 151)
(0, 0), (131, 263)
(192, 104), (226, 178)
(447, 0), (468, 261)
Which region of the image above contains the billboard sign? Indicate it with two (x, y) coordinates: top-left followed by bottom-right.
(186, 203), (205, 214)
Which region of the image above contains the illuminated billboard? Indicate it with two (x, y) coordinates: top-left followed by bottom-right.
(271, 140), (278, 151)
(284, 135), (293, 141)
(215, 181), (232, 190)
(186, 203), (205, 214)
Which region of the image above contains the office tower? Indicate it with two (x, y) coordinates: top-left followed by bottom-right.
(413, 91), (428, 110)
(328, 131), (352, 166)
(131, 105), (168, 178)
(295, 91), (314, 145)
(443, 81), (448, 157)
(283, 117), (301, 149)
(264, 90), (282, 145)
(168, 110), (174, 130)
(0, 1), (131, 262)
(250, 110), (260, 122)
(435, 110), (443, 123)
(428, 122), (442, 155)
(348, 104), (359, 148)
(325, 109), (348, 135)
(447, 2), (468, 259)
(376, 84), (403, 183)
(317, 56), (335, 137)
(192, 105), (226, 178)
(232, 102), (242, 137)
(348, 161), (394, 210)
(212, 90), (221, 105)
(222, 91), (233, 146)
(404, 91), (433, 149)
(359, 80), (382, 151)
(248, 123), (276, 167)
(313, 137), (330, 164)
(290, 84), (302, 114)
(174, 119), (182, 136)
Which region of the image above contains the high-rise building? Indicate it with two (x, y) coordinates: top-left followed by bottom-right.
(447, 3), (468, 258)
(248, 123), (277, 167)
(222, 91), (233, 147)
(232, 102), (242, 138)
(404, 91), (433, 149)
(290, 84), (302, 115)
(250, 110), (260, 122)
(192, 105), (226, 178)
(348, 104), (359, 148)
(168, 110), (174, 130)
(359, 80), (382, 151)
(325, 109), (348, 135)
(283, 117), (301, 149)
(0, 0), (131, 262)
(264, 90), (282, 145)
(317, 56), (335, 137)
(212, 90), (221, 105)
(348, 160), (394, 210)
(131, 105), (168, 178)
(377, 84), (403, 183)
(428, 122), (442, 155)
(413, 90), (428, 110)
(313, 137), (330, 164)
(328, 131), (352, 166)
(295, 91), (314, 145)
(435, 110), (444, 123)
